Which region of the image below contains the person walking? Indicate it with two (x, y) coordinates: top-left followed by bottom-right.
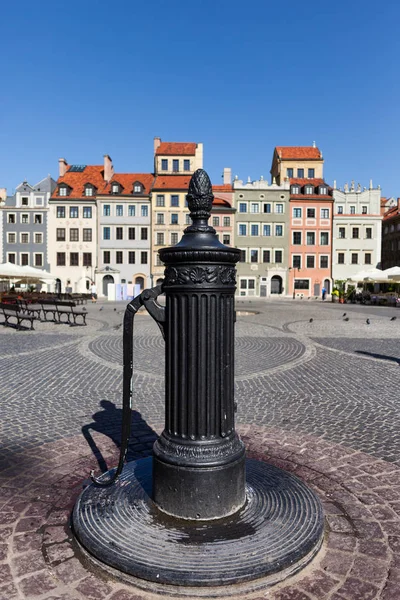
(91, 282), (97, 303)
(321, 286), (326, 301)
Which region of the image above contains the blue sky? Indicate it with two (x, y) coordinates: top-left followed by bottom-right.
(1, 0), (399, 196)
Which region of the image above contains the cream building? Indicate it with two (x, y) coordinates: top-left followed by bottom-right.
(270, 144), (324, 184)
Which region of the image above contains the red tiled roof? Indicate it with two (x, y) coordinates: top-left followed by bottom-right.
(153, 175), (192, 190)
(102, 173), (154, 195)
(156, 142), (197, 156)
(51, 165), (106, 198)
(212, 184), (233, 192)
(290, 178), (326, 186)
(213, 197), (231, 207)
(289, 178), (332, 198)
(383, 206), (399, 221)
(276, 146), (322, 160)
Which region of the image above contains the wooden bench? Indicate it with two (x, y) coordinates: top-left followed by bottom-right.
(40, 300), (60, 322)
(0, 303), (35, 330)
(56, 302), (87, 326)
(17, 299), (43, 320)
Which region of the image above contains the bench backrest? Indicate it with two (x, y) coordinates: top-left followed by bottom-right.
(0, 303), (20, 313)
(56, 301), (76, 308)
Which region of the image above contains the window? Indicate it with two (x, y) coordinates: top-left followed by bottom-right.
(171, 214), (178, 225)
(294, 279), (309, 289)
(306, 256), (315, 268)
(156, 195), (165, 207)
(297, 168), (304, 178)
(34, 214), (42, 224)
(8, 253), (16, 264)
(8, 214), (15, 224)
(291, 186), (300, 195)
(21, 233), (29, 243)
(366, 227), (372, 239)
(157, 232), (165, 245)
(116, 251), (123, 264)
(171, 233), (179, 244)
(239, 250), (246, 262)
(352, 227), (359, 239)
(171, 195), (179, 207)
(321, 209), (329, 219)
(339, 227), (346, 239)
(21, 214), (29, 224)
(103, 227), (111, 240)
(320, 256), (329, 269)
(293, 207), (302, 218)
(286, 168), (293, 178)
(275, 225), (283, 236)
(338, 253), (345, 264)
(362, 206), (368, 214)
(307, 232), (315, 245)
(141, 227), (148, 240)
(103, 205), (111, 216)
(223, 234), (230, 245)
(365, 253), (372, 265)
(56, 228), (65, 241)
(21, 197), (29, 206)
(293, 255), (301, 268)
(307, 208), (315, 218)
(116, 227), (123, 240)
(305, 186), (313, 195)
(264, 203), (271, 213)
(34, 233), (42, 244)
(128, 205), (135, 217)
(128, 227), (135, 240)
(83, 228), (92, 242)
(250, 249), (258, 263)
(350, 206), (355, 214)
(141, 205), (148, 217)
(275, 203), (283, 213)
(85, 187), (93, 196)
(319, 187), (327, 195)
(70, 206), (78, 218)
(83, 207), (92, 218)
(337, 206), (343, 214)
(141, 251), (148, 264)
(308, 168), (315, 178)
(156, 213), (164, 225)
(186, 214), (191, 224)
(134, 183), (142, 193)
(293, 232), (302, 245)
(184, 159), (190, 171)
(161, 159), (168, 170)
(223, 217), (230, 227)
(263, 250), (270, 263)
(250, 203), (259, 213)
(263, 224), (271, 236)
(103, 251), (110, 264)
(83, 253), (92, 267)
(172, 159), (179, 172)
(239, 203), (247, 213)
(128, 251), (135, 264)
(320, 232), (329, 245)
(351, 253), (358, 265)
(155, 255), (163, 266)
(57, 252), (66, 266)
(34, 254), (43, 267)
(275, 250), (283, 263)
(70, 252), (79, 266)
(251, 224), (259, 236)
(112, 183), (119, 194)
(21, 253), (29, 266)
(35, 197), (43, 206)
(59, 187), (67, 197)
(70, 229), (79, 242)
(213, 217), (220, 226)
(116, 205), (123, 216)
(238, 224), (247, 236)
(57, 206), (65, 218)
(7, 233), (16, 243)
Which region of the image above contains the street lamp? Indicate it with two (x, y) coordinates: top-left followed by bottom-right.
(289, 266), (301, 299)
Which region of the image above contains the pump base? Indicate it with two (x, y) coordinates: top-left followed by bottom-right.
(73, 457), (324, 588)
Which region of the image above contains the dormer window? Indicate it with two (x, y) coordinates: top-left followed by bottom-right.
(133, 182), (143, 194)
(59, 185), (68, 197)
(319, 186), (327, 195)
(85, 187), (93, 197)
(161, 159), (168, 170)
(111, 183), (120, 194)
(291, 185), (300, 195)
(305, 185), (314, 194)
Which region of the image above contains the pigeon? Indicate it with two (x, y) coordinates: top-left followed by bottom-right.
(309, 318), (313, 323)
(114, 308), (116, 311)
(113, 324), (121, 330)
(391, 316), (397, 321)
(99, 307), (103, 311)
(366, 318), (370, 325)
(344, 317), (349, 321)
(343, 313), (346, 317)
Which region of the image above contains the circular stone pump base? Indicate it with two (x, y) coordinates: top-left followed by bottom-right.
(73, 458), (324, 590)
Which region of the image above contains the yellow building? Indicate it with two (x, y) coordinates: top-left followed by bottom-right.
(270, 144), (324, 184)
(151, 138), (203, 282)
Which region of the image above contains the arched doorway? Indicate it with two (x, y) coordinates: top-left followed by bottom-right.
(103, 274), (114, 296)
(135, 276), (144, 291)
(324, 279), (331, 294)
(271, 275), (283, 294)
(55, 279), (62, 295)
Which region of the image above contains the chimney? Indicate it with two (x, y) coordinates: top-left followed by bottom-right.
(103, 155), (114, 182)
(59, 158), (68, 177)
(223, 168), (231, 185)
(154, 137), (161, 154)
(0, 188), (6, 202)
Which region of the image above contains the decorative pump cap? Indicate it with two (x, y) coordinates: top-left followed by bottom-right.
(185, 169), (215, 234)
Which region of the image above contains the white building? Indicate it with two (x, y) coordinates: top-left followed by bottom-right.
(332, 181), (382, 281)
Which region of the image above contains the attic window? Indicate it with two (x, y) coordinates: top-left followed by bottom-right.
(319, 186), (327, 195)
(112, 183), (120, 194)
(305, 186), (314, 194)
(85, 187), (93, 196)
(291, 185), (300, 195)
(134, 183), (142, 193)
(59, 186), (67, 196)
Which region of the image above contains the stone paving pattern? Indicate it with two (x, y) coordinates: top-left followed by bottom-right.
(0, 298), (400, 598)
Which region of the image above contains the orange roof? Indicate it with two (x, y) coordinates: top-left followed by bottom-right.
(153, 175), (191, 190)
(383, 206), (399, 221)
(102, 173), (154, 195)
(156, 142), (197, 156)
(276, 146), (322, 160)
(212, 197), (232, 207)
(290, 178), (326, 186)
(51, 165), (106, 198)
(212, 184), (233, 192)
(290, 178), (332, 198)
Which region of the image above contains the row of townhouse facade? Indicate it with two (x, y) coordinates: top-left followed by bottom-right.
(0, 139), (385, 298)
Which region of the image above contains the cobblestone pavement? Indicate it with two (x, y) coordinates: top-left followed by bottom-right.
(1, 298), (400, 599)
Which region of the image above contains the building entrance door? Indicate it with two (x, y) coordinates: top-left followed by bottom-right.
(271, 275), (282, 294)
(314, 282), (320, 296)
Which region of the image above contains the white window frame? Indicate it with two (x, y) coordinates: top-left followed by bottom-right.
(292, 231), (302, 245)
(250, 223), (260, 236)
(305, 254), (316, 269)
(238, 202), (247, 213)
(320, 231), (330, 246)
(59, 187), (67, 197)
(250, 203), (259, 213)
(274, 248), (284, 263)
(34, 213), (43, 224)
(249, 248), (259, 263)
(262, 224), (271, 237)
(20, 252), (29, 266)
(293, 207), (302, 218)
(275, 203), (284, 214)
(320, 208), (330, 219)
(6, 252), (16, 263)
(21, 213), (30, 224)
(275, 224), (284, 237)
(238, 223), (247, 236)
(34, 232), (43, 244)
(7, 213), (16, 224)
(156, 232), (165, 246)
(320, 255), (329, 269)
(306, 231), (316, 246)
(34, 252), (44, 267)
(20, 232), (30, 244)
(85, 187), (93, 197)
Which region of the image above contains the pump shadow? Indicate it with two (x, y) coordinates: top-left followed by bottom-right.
(81, 400), (158, 474)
